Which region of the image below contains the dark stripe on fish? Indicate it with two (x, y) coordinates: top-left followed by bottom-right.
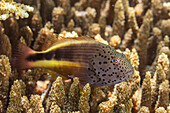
(27, 51), (54, 61)
(53, 44), (100, 63)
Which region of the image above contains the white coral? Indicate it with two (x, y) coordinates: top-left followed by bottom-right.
(0, 0), (34, 20)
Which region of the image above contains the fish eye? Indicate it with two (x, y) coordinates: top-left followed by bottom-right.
(112, 57), (120, 64)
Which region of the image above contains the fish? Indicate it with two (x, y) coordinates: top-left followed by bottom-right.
(12, 37), (134, 87)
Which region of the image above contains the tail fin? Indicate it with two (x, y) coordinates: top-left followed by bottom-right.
(11, 43), (36, 70)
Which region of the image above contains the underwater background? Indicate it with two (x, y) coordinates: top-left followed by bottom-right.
(0, 0), (170, 112)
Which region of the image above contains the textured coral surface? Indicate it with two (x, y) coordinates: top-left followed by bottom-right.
(0, 0), (169, 113)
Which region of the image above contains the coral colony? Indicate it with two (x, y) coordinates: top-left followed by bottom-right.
(0, 0), (170, 113)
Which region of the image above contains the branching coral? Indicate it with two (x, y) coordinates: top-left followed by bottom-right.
(0, 0), (34, 20)
(0, 55), (11, 112)
(78, 83), (91, 113)
(7, 80), (26, 113)
(0, 0), (169, 113)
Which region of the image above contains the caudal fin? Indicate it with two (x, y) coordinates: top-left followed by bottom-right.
(11, 43), (36, 70)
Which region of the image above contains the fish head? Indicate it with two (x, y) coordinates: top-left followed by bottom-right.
(91, 45), (134, 87)
(110, 52), (134, 84)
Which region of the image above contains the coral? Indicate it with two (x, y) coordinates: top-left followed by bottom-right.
(112, 0), (125, 38)
(30, 95), (44, 113)
(0, 22), (12, 58)
(30, 9), (43, 40)
(158, 53), (169, 74)
(127, 7), (139, 37)
(33, 22), (57, 51)
(3, 17), (19, 52)
(114, 82), (131, 104)
(0, 55), (11, 111)
(132, 89), (141, 112)
(94, 34), (108, 45)
(151, 64), (166, 112)
(21, 96), (30, 112)
(52, 7), (65, 33)
(0, 100), (3, 113)
(87, 23), (100, 38)
(134, 3), (144, 16)
(155, 107), (167, 113)
(78, 83), (91, 113)
(20, 26), (33, 47)
(50, 102), (62, 113)
(0, 0), (34, 20)
(155, 80), (169, 109)
(0, 0), (169, 112)
(141, 71), (151, 110)
(137, 106), (150, 113)
(98, 0), (110, 38)
(69, 77), (80, 111)
(120, 29), (133, 50)
(7, 80), (26, 113)
(123, 48), (139, 70)
(46, 77), (65, 112)
(98, 96), (117, 113)
(91, 86), (109, 113)
(130, 48), (139, 70)
(74, 7), (96, 34)
(24, 68), (44, 97)
(134, 9), (153, 78)
(109, 35), (121, 48)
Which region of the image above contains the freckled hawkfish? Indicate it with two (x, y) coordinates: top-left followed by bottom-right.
(12, 37), (134, 87)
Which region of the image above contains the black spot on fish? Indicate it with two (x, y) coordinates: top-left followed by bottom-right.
(103, 79), (105, 81)
(102, 74), (106, 76)
(108, 58), (110, 60)
(117, 75), (119, 78)
(98, 78), (101, 82)
(103, 61), (107, 64)
(91, 76), (93, 79)
(121, 70), (123, 72)
(99, 62), (102, 65)
(108, 80), (111, 83)
(98, 72), (100, 74)
(93, 80), (96, 83)
(104, 56), (107, 58)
